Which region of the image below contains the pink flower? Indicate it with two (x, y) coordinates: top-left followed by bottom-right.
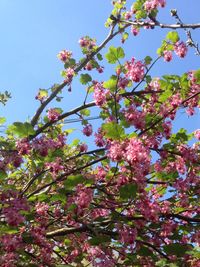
(131, 26), (139, 36)
(163, 50), (173, 62)
(47, 108), (60, 121)
(79, 143), (88, 152)
(125, 58), (145, 82)
(35, 202), (49, 216)
(194, 129), (200, 140)
(107, 141), (124, 162)
(82, 124), (93, 136)
(57, 49), (72, 63)
(93, 82), (109, 107)
(45, 157), (64, 177)
(16, 138), (31, 155)
(174, 41), (188, 58)
(64, 67), (75, 83)
(95, 128), (106, 147)
(118, 225), (137, 244)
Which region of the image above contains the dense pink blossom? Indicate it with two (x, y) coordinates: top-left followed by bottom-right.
(174, 41), (188, 58)
(144, 0), (166, 11)
(107, 141), (124, 162)
(118, 225), (137, 244)
(125, 58), (145, 82)
(93, 82), (109, 107)
(16, 138), (31, 155)
(125, 138), (150, 170)
(82, 124), (93, 136)
(1, 190), (29, 226)
(163, 50), (173, 62)
(45, 157), (64, 177)
(123, 105), (146, 129)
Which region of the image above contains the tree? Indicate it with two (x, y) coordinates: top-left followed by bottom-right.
(0, 0), (200, 266)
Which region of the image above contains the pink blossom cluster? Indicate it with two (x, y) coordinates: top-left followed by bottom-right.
(125, 58), (145, 82)
(144, 0), (166, 11)
(79, 36), (96, 50)
(1, 234), (22, 253)
(174, 41), (188, 58)
(95, 128), (106, 147)
(117, 77), (130, 89)
(71, 184), (93, 215)
(194, 129), (200, 140)
(64, 67), (75, 84)
(87, 246), (115, 267)
(32, 134), (66, 156)
(123, 105), (146, 130)
(31, 226), (53, 265)
(45, 157), (64, 177)
(1, 190), (29, 226)
(82, 124), (93, 136)
(118, 224), (137, 244)
(0, 151), (23, 171)
(131, 26), (139, 36)
(57, 49), (72, 63)
(0, 252), (18, 267)
(47, 108), (60, 121)
(163, 50), (173, 62)
(93, 82), (110, 107)
(16, 138), (31, 155)
(107, 138), (150, 175)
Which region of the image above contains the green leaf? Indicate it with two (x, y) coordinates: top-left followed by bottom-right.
(64, 175), (85, 190)
(64, 58), (76, 68)
(89, 235), (111, 245)
(38, 89), (48, 98)
(166, 31), (179, 43)
(0, 117), (6, 125)
(80, 109), (91, 117)
(80, 74), (92, 85)
(194, 69), (200, 84)
(144, 56), (152, 65)
(97, 53), (103, 61)
(119, 183), (137, 199)
(163, 243), (191, 257)
(103, 75), (118, 92)
(22, 233), (34, 244)
(7, 122), (35, 137)
(0, 170), (7, 179)
(138, 246), (153, 256)
(102, 122), (125, 140)
(105, 46), (125, 64)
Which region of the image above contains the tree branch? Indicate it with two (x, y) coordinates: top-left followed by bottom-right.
(30, 23), (129, 127)
(121, 19), (200, 30)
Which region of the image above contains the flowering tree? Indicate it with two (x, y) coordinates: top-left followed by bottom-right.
(0, 1), (200, 266)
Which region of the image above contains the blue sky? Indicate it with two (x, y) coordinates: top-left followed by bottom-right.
(0, 0), (200, 136)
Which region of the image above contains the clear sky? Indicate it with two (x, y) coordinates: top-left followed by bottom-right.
(0, 0), (200, 135)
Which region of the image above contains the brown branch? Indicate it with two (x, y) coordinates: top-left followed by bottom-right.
(29, 89), (162, 140)
(171, 9), (200, 56)
(121, 19), (200, 30)
(30, 23), (130, 127)
(47, 225), (88, 238)
(139, 91), (200, 136)
(22, 148), (105, 195)
(165, 213), (200, 223)
(27, 155), (107, 198)
(137, 240), (170, 260)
